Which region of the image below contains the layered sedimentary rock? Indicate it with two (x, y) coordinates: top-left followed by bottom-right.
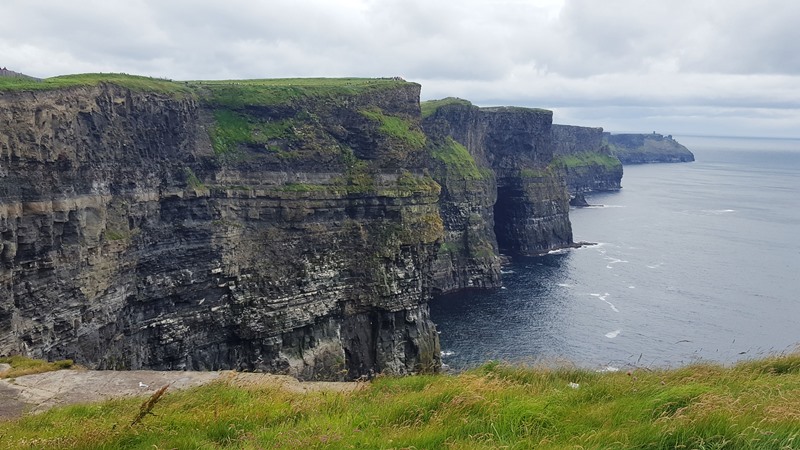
(422, 99), (573, 284)
(1, 79), (584, 379)
(0, 79), (442, 379)
(552, 124), (622, 194)
(606, 132), (695, 164)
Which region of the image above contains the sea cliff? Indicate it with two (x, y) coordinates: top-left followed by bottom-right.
(1, 76), (590, 380)
(0, 77), (445, 380)
(605, 132), (695, 164)
(552, 124), (622, 194)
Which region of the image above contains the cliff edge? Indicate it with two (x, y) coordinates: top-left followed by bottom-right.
(1, 76), (598, 380)
(0, 75), (442, 380)
(552, 124), (622, 194)
(605, 132), (695, 164)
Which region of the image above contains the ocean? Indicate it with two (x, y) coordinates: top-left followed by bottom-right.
(430, 135), (800, 372)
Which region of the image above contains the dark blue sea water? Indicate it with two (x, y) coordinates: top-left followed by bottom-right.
(430, 135), (800, 372)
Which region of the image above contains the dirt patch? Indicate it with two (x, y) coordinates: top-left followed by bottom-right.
(0, 369), (361, 421)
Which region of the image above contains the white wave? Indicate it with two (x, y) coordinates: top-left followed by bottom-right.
(605, 329), (621, 339)
(441, 350), (455, 357)
(646, 262), (663, 269)
(604, 257), (628, 265)
(590, 293), (619, 312)
(597, 366), (620, 373)
(628, 285), (636, 289)
(500, 269), (515, 274)
(547, 248), (569, 255)
(557, 283), (573, 288)
(500, 286), (508, 290)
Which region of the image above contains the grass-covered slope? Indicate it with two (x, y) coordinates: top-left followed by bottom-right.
(0, 356), (74, 379)
(0, 73), (193, 97)
(553, 151), (622, 171)
(421, 97), (473, 118)
(196, 77), (409, 108)
(3, 354), (799, 449)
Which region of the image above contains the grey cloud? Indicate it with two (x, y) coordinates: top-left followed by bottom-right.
(1, 0), (798, 137)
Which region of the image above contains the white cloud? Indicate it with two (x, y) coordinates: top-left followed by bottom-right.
(1, 0), (798, 137)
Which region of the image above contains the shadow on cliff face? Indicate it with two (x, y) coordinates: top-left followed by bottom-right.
(493, 184), (519, 254)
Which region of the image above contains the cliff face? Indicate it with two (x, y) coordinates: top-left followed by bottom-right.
(1, 79), (592, 379)
(605, 132), (695, 164)
(552, 124), (622, 194)
(0, 80), (441, 380)
(423, 101), (573, 273)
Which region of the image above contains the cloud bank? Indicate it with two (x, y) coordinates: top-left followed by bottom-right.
(2, 0), (798, 137)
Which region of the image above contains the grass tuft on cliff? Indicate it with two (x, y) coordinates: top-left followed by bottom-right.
(199, 77), (410, 108)
(4, 353), (800, 449)
(360, 108), (427, 149)
(0, 73), (193, 97)
(420, 97), (473, 118)
(553, 151), (623, 170)
(431, 137), (488, 180)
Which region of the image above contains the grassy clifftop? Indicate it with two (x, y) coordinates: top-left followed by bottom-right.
(0, 73), (409, 99)
(3, 353), (799, 449)
(0, 73), (194, 97)
(198, 77), (411, 108)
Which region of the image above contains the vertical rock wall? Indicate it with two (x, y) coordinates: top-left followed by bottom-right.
(1, 80), (618, 378)
(423, 101), (574, 271)
(552, 124), (623, 194)
(0, 81), (442, 379)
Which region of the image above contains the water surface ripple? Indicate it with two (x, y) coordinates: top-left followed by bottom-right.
(430, 136), (800, 371)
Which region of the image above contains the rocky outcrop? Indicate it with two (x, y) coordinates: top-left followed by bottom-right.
(0, 79), (441, 380)
(423, 100), (573, 271)
(605, 132), (695, 164)
(552, 124), (622, 194)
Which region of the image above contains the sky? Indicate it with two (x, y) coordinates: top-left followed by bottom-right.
(2, 0), (799, 138)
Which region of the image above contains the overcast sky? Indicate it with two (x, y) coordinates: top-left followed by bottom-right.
(2, 0), (799, 137)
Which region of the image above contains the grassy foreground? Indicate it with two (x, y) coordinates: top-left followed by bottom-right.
(1, 355), (799, 449)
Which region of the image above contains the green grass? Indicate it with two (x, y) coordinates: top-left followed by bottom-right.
(183, 167), (205, 190)
(553, 152), (623, 170)
(359, 108), (427, 149)
(420, 97), (473, 118)
(431, 137), (487, 180)
(0, 356), (74, 378)
(3, 354), (800, 449)
(207, 109), (298, 156)
(0, 73), (192, 97)
(199, 78), (410, 108)
(0, 74), (405, 105)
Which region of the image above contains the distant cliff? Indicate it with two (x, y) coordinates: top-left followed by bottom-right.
(552, 124), (622, 194)
(421, 99), (574, 292)
(605, 132), (695, 164)
(0, 76), (587, 380)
